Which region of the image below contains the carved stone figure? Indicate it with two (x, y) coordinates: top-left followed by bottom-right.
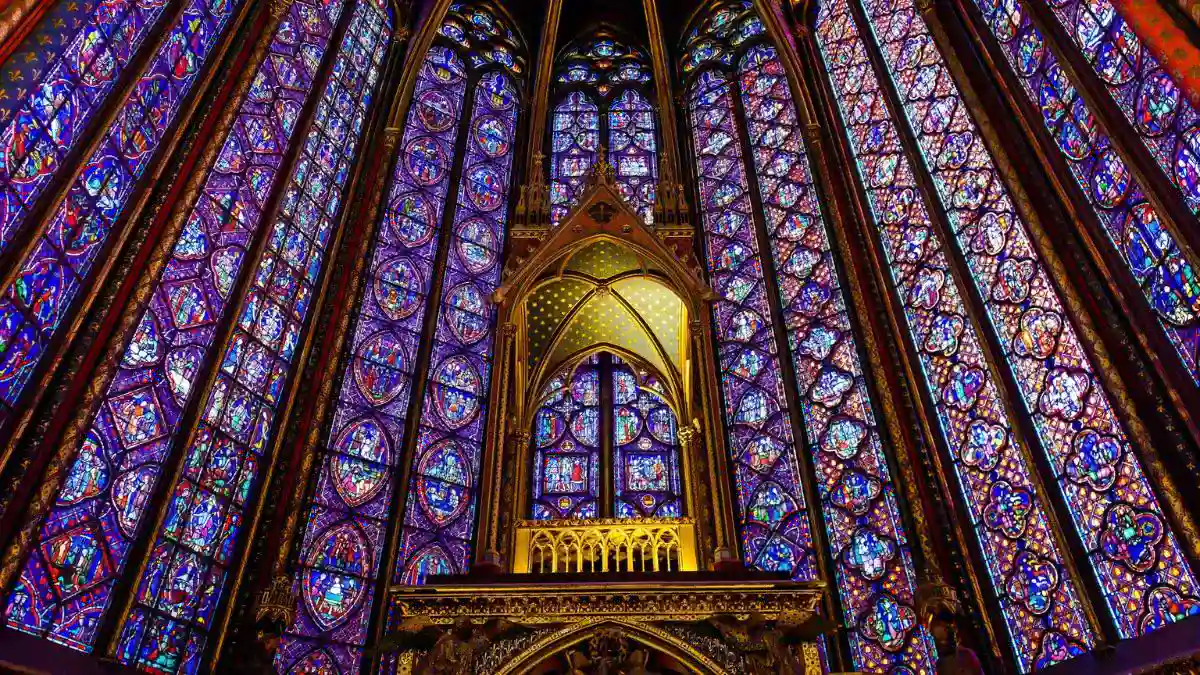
(706, 611), (828, 675)
(377, 615), (528, 675)
(564, 630), (661, 675)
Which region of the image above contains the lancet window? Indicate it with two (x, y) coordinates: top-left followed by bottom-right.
(549, 32), (658, 224)
(530, 354), (684, 521)
(812, 0), (1200, 667)
(2, 0), (392, 669)
(966, 0), (1200, 385)
(277, 2), (524, 672)
(682, 2), (933, 669)
(0, 0), (246, 427)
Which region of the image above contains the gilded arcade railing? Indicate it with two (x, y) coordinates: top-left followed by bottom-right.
(512, 518), (699, 574)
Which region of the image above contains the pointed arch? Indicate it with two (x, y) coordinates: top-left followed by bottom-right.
(549, 27), (659, 224)
(492, 619), (727, 675)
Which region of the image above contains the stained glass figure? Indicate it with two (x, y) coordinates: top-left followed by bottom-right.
(0, 0), (244, 428)
(395, 61), (519, 584)
(530, 358), (602, 519)
(969, 0), (1200, 385)
(3, 0), (357, 663)
(549, 31), (658, 224)
(816, 0), (1200, 665)
(682, 3), (933, 668)
(277, 4), (518, 671)
(686, 66), (817, 580)
(612, 359), (682, 518)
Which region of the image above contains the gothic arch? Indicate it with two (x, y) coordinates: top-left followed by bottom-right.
(492, 619), (728, 675)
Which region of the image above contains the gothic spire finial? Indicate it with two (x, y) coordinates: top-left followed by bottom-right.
(587, 145), (616, 187)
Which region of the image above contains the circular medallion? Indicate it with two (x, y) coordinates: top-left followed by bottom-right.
(416, 89), (458, 132)
(374, 256), (424, 320)
(404, 137), (447, 185)
(388, 193), (436, 246)
(353, 332), (406, 405)
(455, 218), (497, 273)
(465, 165), (505, 210)
(444, 283), (489, 344)
(302, 523), (369, 629)
(431, 355), (482, 428)
(1136, 71), (1180, 136)
(473, 115), (510, 157)
(417, 440), (471, 524)
(330, 434), (389, 508)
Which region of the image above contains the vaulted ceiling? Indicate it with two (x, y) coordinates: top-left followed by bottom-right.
(475, 0), (710, 69)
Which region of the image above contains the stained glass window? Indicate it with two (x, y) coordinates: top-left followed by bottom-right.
(549, 32), (657, 224)
(686, 66), (817, 579)
(528, 354), (683, 521)
(0, 0), (244, 428)
(276, 39), (467, 675)
(609, 90), (658, 224)
(0, 0), (194, 251)
(683, 3), (932, 669)
(611, 358), (682, 518)
(3, 0), (370, 664)
(531, 358), (602, 519)
(814, 0), (1200, 666)
(1038, 0), (1200, 216)
(395, 63), (520, 583)
(549, 91), (599, 224)
(968, 0), (1200, 386)
(277, 2), (522, 670)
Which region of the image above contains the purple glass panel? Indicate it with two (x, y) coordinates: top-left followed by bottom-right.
(555, 36), (652, 89)
(858, 0), (1200, 643)
(735, 39), (934, 669)
(813, 0), (1096, 667)
(609, 90), (657, 224)
(611, 359), (682, 518)
(531, 359), (602, 519)
(971, 0), (1200, 385)
(0, 0), (179, 250)
(113, 1), (388, 670)
(274, 42), (468, 674)
(394, 68), (519, 582)
(3, 0), (344, 659)
(1041, 0), (1200, 215)
(0, 0), (244, 424)
(550, 33), (657, 225)
(549, 90), (598, 224)
(688, 69), (817, 578)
